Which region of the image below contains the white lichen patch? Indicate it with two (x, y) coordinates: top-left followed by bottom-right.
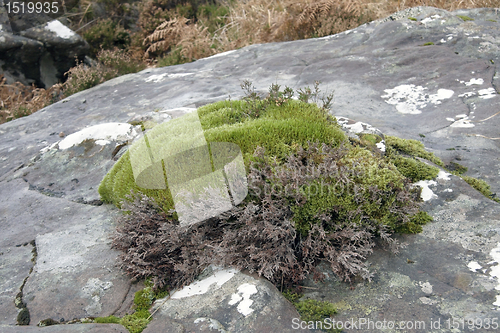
(489, 243), (500, 306)
(421, 14), (441, 24)
(81, 278), (113, 316)
(463, 78), (484, 86)
(40, 141), (59, 154)
(145, 72), (194, 83)
(419, 281), (433, 294)
(419, 296), (438, 305)
(414, 180), (437, 201)
(228, 283), (258, 317)
(193, 318), (228, 332)
(58, 123), (137, 150)
(437, 170), (451, 180)
(381, 85), (454, 114)
(458, 92), (477, 98)
(45, 20), (75, 39)
(95, 139), (110, 146)
(336, 117), (382, 135)
(478, 87), (497, 99)
(376, 140), (386, 152)
(467, 261), (482, 272)
(171, 268), (238, 299)
(450, 116), (474, 128)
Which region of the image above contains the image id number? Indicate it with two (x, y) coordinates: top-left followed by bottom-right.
(6, 2), (59, 14)
(446, 317), (498, 330)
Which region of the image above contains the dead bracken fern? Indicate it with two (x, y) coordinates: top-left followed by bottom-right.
(143, 16), (217, 60)
(297, 0), (362, 26)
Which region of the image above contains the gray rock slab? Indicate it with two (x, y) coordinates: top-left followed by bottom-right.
(0, 244), (34, 325)
(22, 211), (132, 325)
(145, 266), (309, 333)
(0, 323), (127, 332)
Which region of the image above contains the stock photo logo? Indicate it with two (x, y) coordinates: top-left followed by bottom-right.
(129, 112), (248, 227)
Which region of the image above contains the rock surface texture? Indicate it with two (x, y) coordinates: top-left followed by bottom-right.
(0, 6), (499, 333)
(0, 0), (88, 88)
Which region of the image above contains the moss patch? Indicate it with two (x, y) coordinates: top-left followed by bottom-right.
(462, 176), (500, 203)
(457, 15), (474, 21)
(385, 136), (444, 167)
(395, 211), (433, 234)
(93, 284), (165, 333)
(389, 155), (439, 182)
(295, 299), (339, 332)
(446, 161), (468, 175)
(99, 97), (347, 211)
(283, 290), (339, 332)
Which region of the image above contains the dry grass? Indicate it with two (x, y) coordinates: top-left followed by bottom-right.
(384, 0), (500, 12)
(0, 76), (63, 123)
(148, 0), (500, 63)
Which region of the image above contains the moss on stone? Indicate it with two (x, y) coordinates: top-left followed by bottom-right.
(133, 287), (154, 310)
(389, 155), (439, 182)
(120, 314), (150, 333)
(446, 161), (468, 175)
(283, 290), (340, 333)
(99, 99), (347, 210)
(295, 299), (339, 332)
(17, 308), (30, 325)
(457, 15), (474, 21)
(408, 17), (417, 21)
(422, 42), (434, 46)
(38, 318), (58, 327)
(462, 176), (500, 203)
(385, 135), (444, 167)
(395, 211), (433, 234)
(93, 286), (155, 333)
(94, 315), (120, 324)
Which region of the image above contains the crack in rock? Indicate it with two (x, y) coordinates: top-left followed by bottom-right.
(15, 240), (37, 325)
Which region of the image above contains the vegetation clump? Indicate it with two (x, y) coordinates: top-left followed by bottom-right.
(104, 83), (433, 293)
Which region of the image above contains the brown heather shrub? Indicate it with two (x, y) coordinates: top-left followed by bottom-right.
(0, 76), (63, 124)
(63, 60), (119, 97)
(112, 143), (419, 291)
(64, 48), (147, 96)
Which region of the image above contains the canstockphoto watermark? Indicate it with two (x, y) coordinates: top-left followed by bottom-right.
(291, 317), (428, 330)
(128, 111), (248, 227)
(248, 177), (350, 199)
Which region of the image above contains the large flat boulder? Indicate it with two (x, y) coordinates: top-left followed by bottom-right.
(0, 5), (499, 332)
